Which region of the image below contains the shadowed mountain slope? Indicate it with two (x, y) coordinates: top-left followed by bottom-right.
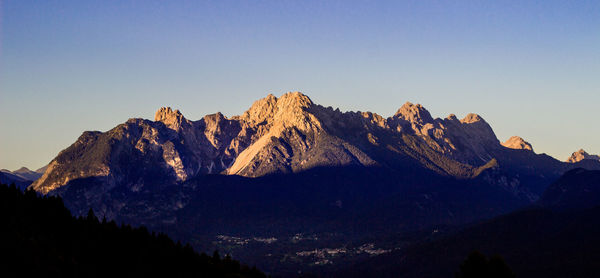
(338, 169), (600, 278)
(539, 168), (600, 210)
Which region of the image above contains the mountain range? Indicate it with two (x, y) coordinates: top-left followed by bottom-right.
(31, 92), (597, 194)
(23, 92), (600, 275)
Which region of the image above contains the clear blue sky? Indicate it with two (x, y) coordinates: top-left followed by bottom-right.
(1, 0), (599, 170)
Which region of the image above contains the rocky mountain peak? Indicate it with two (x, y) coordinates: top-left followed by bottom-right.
(277, 91), (314, 109)
(154, 107), (188, 130)
(239, 92), (319, 131)
(273, 92), (319, 131)
(502, 136), (533, 151)
(14, 167), (33, 174)
(227, 92), (324, 176)
(458, 113), (498, 143)
(2, 167), (43, 181)
(460, 113), (484, 124)
(394, 102), (434, 124)
(446, 114), (459, 121)
(203, 112), (226, 123)
(567, 149), (600, 163)
(240, 94), (279, 125)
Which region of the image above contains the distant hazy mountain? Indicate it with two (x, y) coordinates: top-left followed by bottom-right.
(0, 172), (31, 190)
(0, 166), (45, 190)
(35, 165), (48, 174)
(1, 166), (44, 181)
(566, 149), (600, 163)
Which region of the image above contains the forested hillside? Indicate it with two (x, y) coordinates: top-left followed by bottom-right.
(0, 183), (266, 278)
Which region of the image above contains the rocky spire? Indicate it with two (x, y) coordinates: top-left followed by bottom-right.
(394, 102), (434, 124)
(445, 114), (459, 122)
(154, 107), (188, 130)
(238, 92), (319, 132)
(566, 149), (600, 163)
(240, 94), (278, 125)
(502, 136), (533, 151)
(460, 113), (485, 124)
(453, 112), (500, 151)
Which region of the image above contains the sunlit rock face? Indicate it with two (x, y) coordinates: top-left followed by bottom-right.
(502, 136), (534, 152)
(387, 102), (501, 166)
(566, 149), (600, 163)
(154, 107), (188, 131)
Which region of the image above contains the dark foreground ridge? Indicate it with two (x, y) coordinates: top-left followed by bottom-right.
(338, 169), (600, 278)
(0, 183), (266, 278)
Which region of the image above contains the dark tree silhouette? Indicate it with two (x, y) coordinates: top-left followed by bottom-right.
(0, 183), (267, 278)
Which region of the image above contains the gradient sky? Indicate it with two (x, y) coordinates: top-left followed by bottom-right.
(1, 0), (599, 170)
